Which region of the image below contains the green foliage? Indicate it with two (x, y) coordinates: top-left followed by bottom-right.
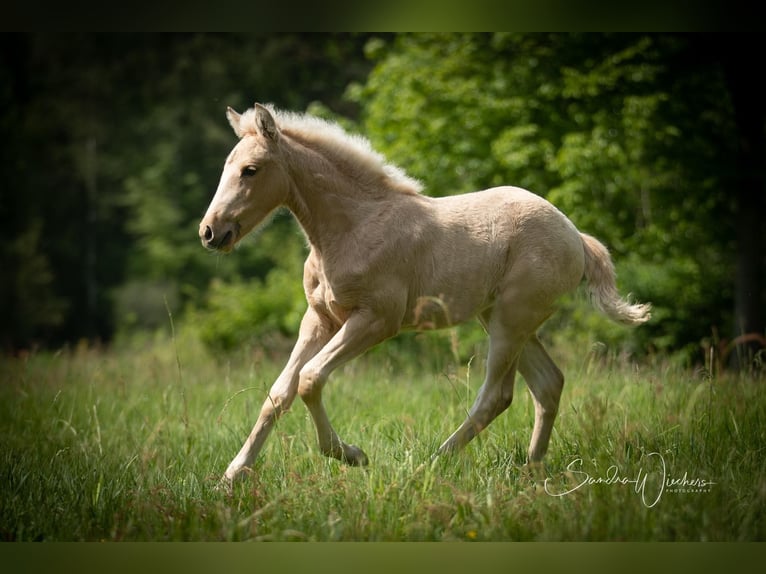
(185, 223), (308, 353)
(5, 33), (761, 363)
(349, 33), (532, 195)
(112, 280), (180, 335)
(0, 221), (67, 346)
(189, 269), (306, 353)
(350, 33), (746, 359)
(4, 34), (373, 348)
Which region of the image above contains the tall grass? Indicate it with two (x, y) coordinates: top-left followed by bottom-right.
(1, 331), (764, 541)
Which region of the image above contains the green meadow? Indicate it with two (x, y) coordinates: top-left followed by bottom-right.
(1, 332), (764, 541)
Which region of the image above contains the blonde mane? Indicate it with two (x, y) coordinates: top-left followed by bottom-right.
(238, 104), (423, 195)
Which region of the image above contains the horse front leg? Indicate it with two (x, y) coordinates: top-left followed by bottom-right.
(297, 308), (400, 466)
(221, 307), (334, 487)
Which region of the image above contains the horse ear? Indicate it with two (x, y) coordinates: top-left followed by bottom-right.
(226, 106), (245, 138)
(254, 103), (280, 142)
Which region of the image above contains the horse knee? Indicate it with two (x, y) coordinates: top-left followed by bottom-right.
(269, 388), (298, 415)
(297, 365), (325, 401)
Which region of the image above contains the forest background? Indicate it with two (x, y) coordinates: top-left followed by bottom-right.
(1, 33), (764, 370)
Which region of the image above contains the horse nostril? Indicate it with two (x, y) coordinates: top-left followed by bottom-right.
(200, 222), (235, 251)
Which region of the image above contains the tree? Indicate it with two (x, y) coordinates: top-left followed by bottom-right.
(719, 35), (766, 365)
(1, 34), (128, 346)
(350, 33), (761, 363)
(2, 33), (375, 349)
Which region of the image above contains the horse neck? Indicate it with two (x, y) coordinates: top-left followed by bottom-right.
(281, 137), (392, 252)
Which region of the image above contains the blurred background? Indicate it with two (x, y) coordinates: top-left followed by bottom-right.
(1, 33), (763, 369)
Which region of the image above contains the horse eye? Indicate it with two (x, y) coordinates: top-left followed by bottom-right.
(241, 166), (257, 177)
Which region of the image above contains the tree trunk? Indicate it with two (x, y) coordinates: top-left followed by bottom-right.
(721, 35), (766, 369)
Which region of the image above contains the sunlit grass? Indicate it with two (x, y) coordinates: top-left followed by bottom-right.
(1, 332), (764, 541)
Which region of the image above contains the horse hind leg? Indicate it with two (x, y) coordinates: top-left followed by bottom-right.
(435, 310), (529, 456)
(435, 361), (519, 456)
(435, 271), (561, 460)
(518, 336), (564, 463)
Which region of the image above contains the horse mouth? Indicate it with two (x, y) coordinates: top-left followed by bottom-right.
(216, 230), (235, 252)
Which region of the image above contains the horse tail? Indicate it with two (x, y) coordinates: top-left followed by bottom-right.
(580, 233), (651, 326)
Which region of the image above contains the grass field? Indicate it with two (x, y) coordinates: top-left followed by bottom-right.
(1, 330), (765, 541)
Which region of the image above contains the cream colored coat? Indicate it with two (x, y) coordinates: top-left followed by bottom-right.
(200, 103), (651, 487)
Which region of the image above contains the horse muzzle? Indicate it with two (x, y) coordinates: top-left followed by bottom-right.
(199, 219), (238, 252)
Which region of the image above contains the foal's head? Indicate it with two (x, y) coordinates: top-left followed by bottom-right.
(199, 104), (289, 252)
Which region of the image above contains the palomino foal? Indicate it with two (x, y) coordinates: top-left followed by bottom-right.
(200, 103), (650, 487)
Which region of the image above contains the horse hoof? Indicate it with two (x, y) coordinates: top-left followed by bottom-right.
(342, 444), (369, 466)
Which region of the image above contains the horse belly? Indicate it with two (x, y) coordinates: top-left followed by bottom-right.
(406, 237), (503, 330)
